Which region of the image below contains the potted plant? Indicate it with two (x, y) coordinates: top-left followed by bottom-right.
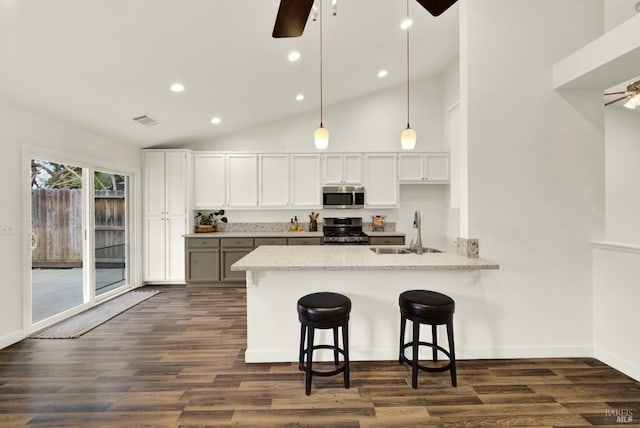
(195, 210), (228, 233)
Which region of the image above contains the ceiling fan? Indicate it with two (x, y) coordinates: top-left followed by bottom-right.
(604, 80), (640, 110)
(272, 0), (458, 38)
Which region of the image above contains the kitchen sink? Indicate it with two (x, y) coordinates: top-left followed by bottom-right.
(369, 247), (442, 255)
(370, 247), (413, 254)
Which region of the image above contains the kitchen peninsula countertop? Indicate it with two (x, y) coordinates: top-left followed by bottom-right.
(232, 245), (499, 271)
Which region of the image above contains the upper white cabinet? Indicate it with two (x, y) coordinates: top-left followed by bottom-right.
(291, 154), (322, 208)
(226, 154), (258, 208)
(322, 154), (362, 185)
(364, 154), (398, 208)
(259, 154), (290, 207)
(398, 153), (450, 183)
(194, 154), (225, 208)
(142, 150), (189, 283)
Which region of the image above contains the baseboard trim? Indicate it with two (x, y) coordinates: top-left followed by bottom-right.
(0, 330), (26, 350)
(594, 347), (640, 382)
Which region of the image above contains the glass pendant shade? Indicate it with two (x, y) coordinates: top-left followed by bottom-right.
(400, 127), (416, 150)
(314, 125), (329, 150)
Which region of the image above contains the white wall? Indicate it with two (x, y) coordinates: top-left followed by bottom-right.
(604, 0), (638, 31)
(604, 108), (640, 243)
(0, 98), (141, 347)
(185, 76), (451, 244)
(462, 0), (604, 357)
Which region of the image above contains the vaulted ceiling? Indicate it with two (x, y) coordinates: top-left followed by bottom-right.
(0, 0), (459, 147)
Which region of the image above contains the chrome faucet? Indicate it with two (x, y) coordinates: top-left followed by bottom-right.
(412, 210), (423, 254)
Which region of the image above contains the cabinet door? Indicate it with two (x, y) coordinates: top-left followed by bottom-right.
(425, 154), (450, 182)
(187, 250), (220, 283)
(291, 154), (321, 208)
(343, 154), (363, 184)
(398, 154), (425, 182)
(364, 154), (398, 207)
(227, 155), (258, 208)
(143, 217), (166, 282)
(323, 154), (344, 185)
(143, 151), (165, 216)
(259, 154), (290, 207)
(221, 248), (252, 282)
(369, 236), (405, 245)
(165, 151), (188, 216)
(194, 154), (226, 208)
(165, 216), (186, 282)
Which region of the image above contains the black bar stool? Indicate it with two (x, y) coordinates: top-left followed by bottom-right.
(398, 289), (457, 388)
(297, 292), (351, 395)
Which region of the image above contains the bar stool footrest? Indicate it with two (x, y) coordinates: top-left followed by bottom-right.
(400, 341), (453, 373)
(299, 344), (347, 377)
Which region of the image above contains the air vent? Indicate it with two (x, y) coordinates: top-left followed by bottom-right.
(132, 115), (159, 127)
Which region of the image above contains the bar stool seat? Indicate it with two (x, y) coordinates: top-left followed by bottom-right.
(298, 292), (351, 395)
(399, 290), (457, 388)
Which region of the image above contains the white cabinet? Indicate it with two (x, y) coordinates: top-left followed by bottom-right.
(398, 153), (450, 183)
(291, 154), (322, 208)
(259, 154), (290, 207)
(193, 154), (258, 208)
(322, 154), (362, 185)
(364, 154), (398, 208)
(143, 150), (189, 283)
(226, 154), (258, 208)
(193, 154), (225, 208)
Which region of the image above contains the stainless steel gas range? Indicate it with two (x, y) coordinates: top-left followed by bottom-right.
(322, 217), (369, 245)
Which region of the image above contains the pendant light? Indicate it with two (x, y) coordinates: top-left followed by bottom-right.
(400, 0), (416, 150)
(314, 0), (329, 150)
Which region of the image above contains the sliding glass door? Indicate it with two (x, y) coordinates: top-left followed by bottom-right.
(31, 160), (86, 323)
(30, 158), (132, 325)
(94, 171), (128, 296)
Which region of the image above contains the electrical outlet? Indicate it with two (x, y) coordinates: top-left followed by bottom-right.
(0, 224), (14, 235)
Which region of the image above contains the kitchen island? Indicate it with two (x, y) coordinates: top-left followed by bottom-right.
(232, 245), (499, 363)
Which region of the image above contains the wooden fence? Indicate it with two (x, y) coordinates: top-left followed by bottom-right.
(31, 189), (125, 268)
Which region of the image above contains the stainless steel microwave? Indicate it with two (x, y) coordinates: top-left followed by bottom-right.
(322, 186), (365, 209)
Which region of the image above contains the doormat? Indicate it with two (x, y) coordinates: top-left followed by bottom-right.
(29, 290), (160, 339)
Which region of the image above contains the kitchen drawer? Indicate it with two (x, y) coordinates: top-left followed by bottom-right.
(288, 237), (323, 246)
(186, 238), (220, 248)
(221, 237), (254, 248)
(368, 236), (405, 246)
(254, 237), (288, 246)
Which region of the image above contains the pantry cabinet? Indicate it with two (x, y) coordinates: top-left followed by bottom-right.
(143, 150), (189, 283)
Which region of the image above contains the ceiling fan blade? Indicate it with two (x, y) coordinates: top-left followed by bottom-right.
(272, 0), (315, 38)
(605, 96), (629, 107)
(415, 0), (459, 16)
(604, 91), (627, 96)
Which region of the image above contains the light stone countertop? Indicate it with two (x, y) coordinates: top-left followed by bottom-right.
(184, 231), (324, 238)
(231, 245), (499, 271)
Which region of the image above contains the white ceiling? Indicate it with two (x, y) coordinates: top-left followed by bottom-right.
(0, 0), (459, 148)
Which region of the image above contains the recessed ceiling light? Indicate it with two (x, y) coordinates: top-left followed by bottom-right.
(210, 117), (221, 125)
(288, 51), (301, 62)
(296, 94), (305, 101)
(170, 83), (185, 92)
(377, 70), (388, 78)
(400, 18), (413, 30)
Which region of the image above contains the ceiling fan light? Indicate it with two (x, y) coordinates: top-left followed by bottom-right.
(314, 126), (329, 150)
(400, 127), (417, 150)
(623, 94), (640, 109)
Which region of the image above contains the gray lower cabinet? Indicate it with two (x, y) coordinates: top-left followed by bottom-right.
(186, 235), (323, 286)
(368, 236), (405, 245)
(220, 238), (254, 283)
(288, 237), (323, 245)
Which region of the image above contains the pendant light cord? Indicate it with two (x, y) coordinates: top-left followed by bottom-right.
(319, 0), (324, 127)
(406, 0), (410, 129)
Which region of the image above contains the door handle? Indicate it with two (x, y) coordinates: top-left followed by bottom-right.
(30, 232), (38, 251)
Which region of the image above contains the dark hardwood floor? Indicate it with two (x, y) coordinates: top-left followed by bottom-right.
(0, 286), (638, 427)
